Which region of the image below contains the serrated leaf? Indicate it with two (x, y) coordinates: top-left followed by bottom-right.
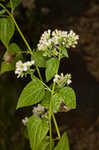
(27, 116), (49, 150)
(16, 77), (45, 109)
(54, 132), (70, 150)
(32, 51), (48, 68)
(59, 87), (76, 109)
(45, 58), (59, 82)
(41, 91), (50, 107)
(0, 17), (15, 47)
(52, 87), (76, 112)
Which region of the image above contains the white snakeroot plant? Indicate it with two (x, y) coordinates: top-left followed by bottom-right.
(0, 2), (79, 150)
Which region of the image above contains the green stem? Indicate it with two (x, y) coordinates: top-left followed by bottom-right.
(0, 3), (33, 55)
(49, 100), (52, 150)
(49, 82), (55, 150)
(49, 54), (61, 149)
(36, 65), (43, 81)
(17, 51), (31, 54)
(52, 57), (61, 139)
(40, 80), (51, 92)
(52, 113), (61, 139)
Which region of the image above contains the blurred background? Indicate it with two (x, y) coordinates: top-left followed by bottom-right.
(0, 0), (99, 149)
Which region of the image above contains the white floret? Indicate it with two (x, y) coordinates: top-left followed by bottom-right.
(67, 79), (72, 85)
(22, 117), (28, 126)
(53, 74), (60, 82)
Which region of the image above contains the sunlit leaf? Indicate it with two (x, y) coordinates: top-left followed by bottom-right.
(16, 77), (45, 109)
(59, 87), (76, 109)
(52, 87), (76, 112)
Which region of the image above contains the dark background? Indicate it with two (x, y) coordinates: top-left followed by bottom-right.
(0, 0), (99, 149)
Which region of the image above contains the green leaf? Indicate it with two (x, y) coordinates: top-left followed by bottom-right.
(45, 58), (59, 82)
(0, 45), (22, 74)
(0, 17), (15, 47)
(57, 46), (69, 58)
(9, 0), (20, 12)
(0, 61), (15, 73)
(16, 77), (45, 109)
(54, 133), (70, 150)
(8, 42), (21, 53)
(38, 137), (49, 150)
(41, 91), (50, 107)
(32, 51), (48, 68)
(62, 48), (69, 58)
(52, 93), (61, 112)
(38, 136), (54, 150)
(59, 87), (76, 109)
(27, 116), (49, 150)
(52, 87), (76, 112)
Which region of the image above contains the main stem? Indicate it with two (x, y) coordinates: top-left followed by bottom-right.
(49, 56), (61, 149)
(49, 82), (55, 150)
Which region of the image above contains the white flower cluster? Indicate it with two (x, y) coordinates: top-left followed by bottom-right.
(52, 30), (79, 48)
(38, 30), (51, 51)
(37, 29), (79, 57)
(15, 60), (35, 78)
(53, 73), (72, 86)
(32, 104), (48, 118)
(22, 117), (28, 126)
